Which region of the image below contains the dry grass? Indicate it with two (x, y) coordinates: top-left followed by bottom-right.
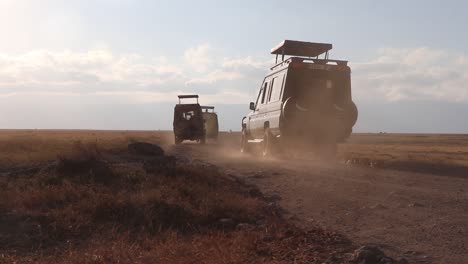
(0, 130), (353, 263)
(2, 129), (466, 175)
(0, 129), (173, 166)
(338, 133), (468, 176)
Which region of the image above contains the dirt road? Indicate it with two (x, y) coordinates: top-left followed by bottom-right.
(169, 143), (468, 264)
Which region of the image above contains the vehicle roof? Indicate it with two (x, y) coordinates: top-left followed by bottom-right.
(175, 104), (201, 111)
(271, 40), (332, 58)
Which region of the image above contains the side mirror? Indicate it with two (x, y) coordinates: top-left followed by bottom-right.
(249, 102), (255, 110)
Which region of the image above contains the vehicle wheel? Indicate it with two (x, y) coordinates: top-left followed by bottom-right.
(240, 128), (250, 153)
(262, 128), (275, 158)
(174, 136), (182, 145)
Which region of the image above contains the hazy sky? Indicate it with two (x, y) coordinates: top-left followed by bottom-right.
(1, 0), (467, 132)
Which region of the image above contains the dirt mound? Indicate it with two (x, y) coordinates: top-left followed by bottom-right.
(128, 142), (165, 156)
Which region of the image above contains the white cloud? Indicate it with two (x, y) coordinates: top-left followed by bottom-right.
(185, 70), (243, 85)
(0, 44), (267, 104)
(352, 47), (468, 102)
(0, 49), (182, 89)
(1, 44), (466, 106)
(93, 89), (251, 104)
(222, 56), (270, 69)
(184, 43), (212, 73)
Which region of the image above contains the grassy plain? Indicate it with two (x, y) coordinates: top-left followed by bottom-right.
(0, 129), (354, 263)
(1, 130), (465, 263)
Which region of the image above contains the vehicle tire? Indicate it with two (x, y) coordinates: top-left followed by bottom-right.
(282, 97), (296, 122)
(262, 128), (275, 158)
(347, 101), (358, 127)
(240, 128), (250, 153)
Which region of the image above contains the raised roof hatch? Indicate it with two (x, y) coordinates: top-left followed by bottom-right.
(178, 94), (199, 99)
(177, 94), (199, 104)
(271, 40), (332, 58)
(201, 106), (215, 110)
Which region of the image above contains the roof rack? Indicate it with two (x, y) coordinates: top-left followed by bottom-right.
(271, 40), (333, 63)
(178, 94), (199, 104)
(270, 57), (348, 71)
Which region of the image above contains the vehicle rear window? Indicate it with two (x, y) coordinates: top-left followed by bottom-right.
(288, 68), (350, 106)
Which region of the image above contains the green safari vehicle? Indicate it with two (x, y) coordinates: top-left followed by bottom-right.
(201, 106), (219, 141)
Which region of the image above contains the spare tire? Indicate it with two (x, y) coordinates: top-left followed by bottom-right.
(346, 101), (358, 127)
(282, 96), (308, 121)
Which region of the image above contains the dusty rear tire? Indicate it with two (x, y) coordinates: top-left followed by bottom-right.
(262, 128), (275, 158)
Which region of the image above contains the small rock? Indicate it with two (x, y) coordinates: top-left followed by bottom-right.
(249, 173), (265, 179)
(370, 203), (388, 210)
(236, 223), (254, 230)
(351, 246), (385, 263)
(351, 245), (408, 264)
(407, 202), (424, 208)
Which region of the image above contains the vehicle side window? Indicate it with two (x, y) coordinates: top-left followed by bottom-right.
(268, 78), (275, 102)
(254, 87), (263, 108)
(261, 81), (268, 104)
(269, 74), (284, 102)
